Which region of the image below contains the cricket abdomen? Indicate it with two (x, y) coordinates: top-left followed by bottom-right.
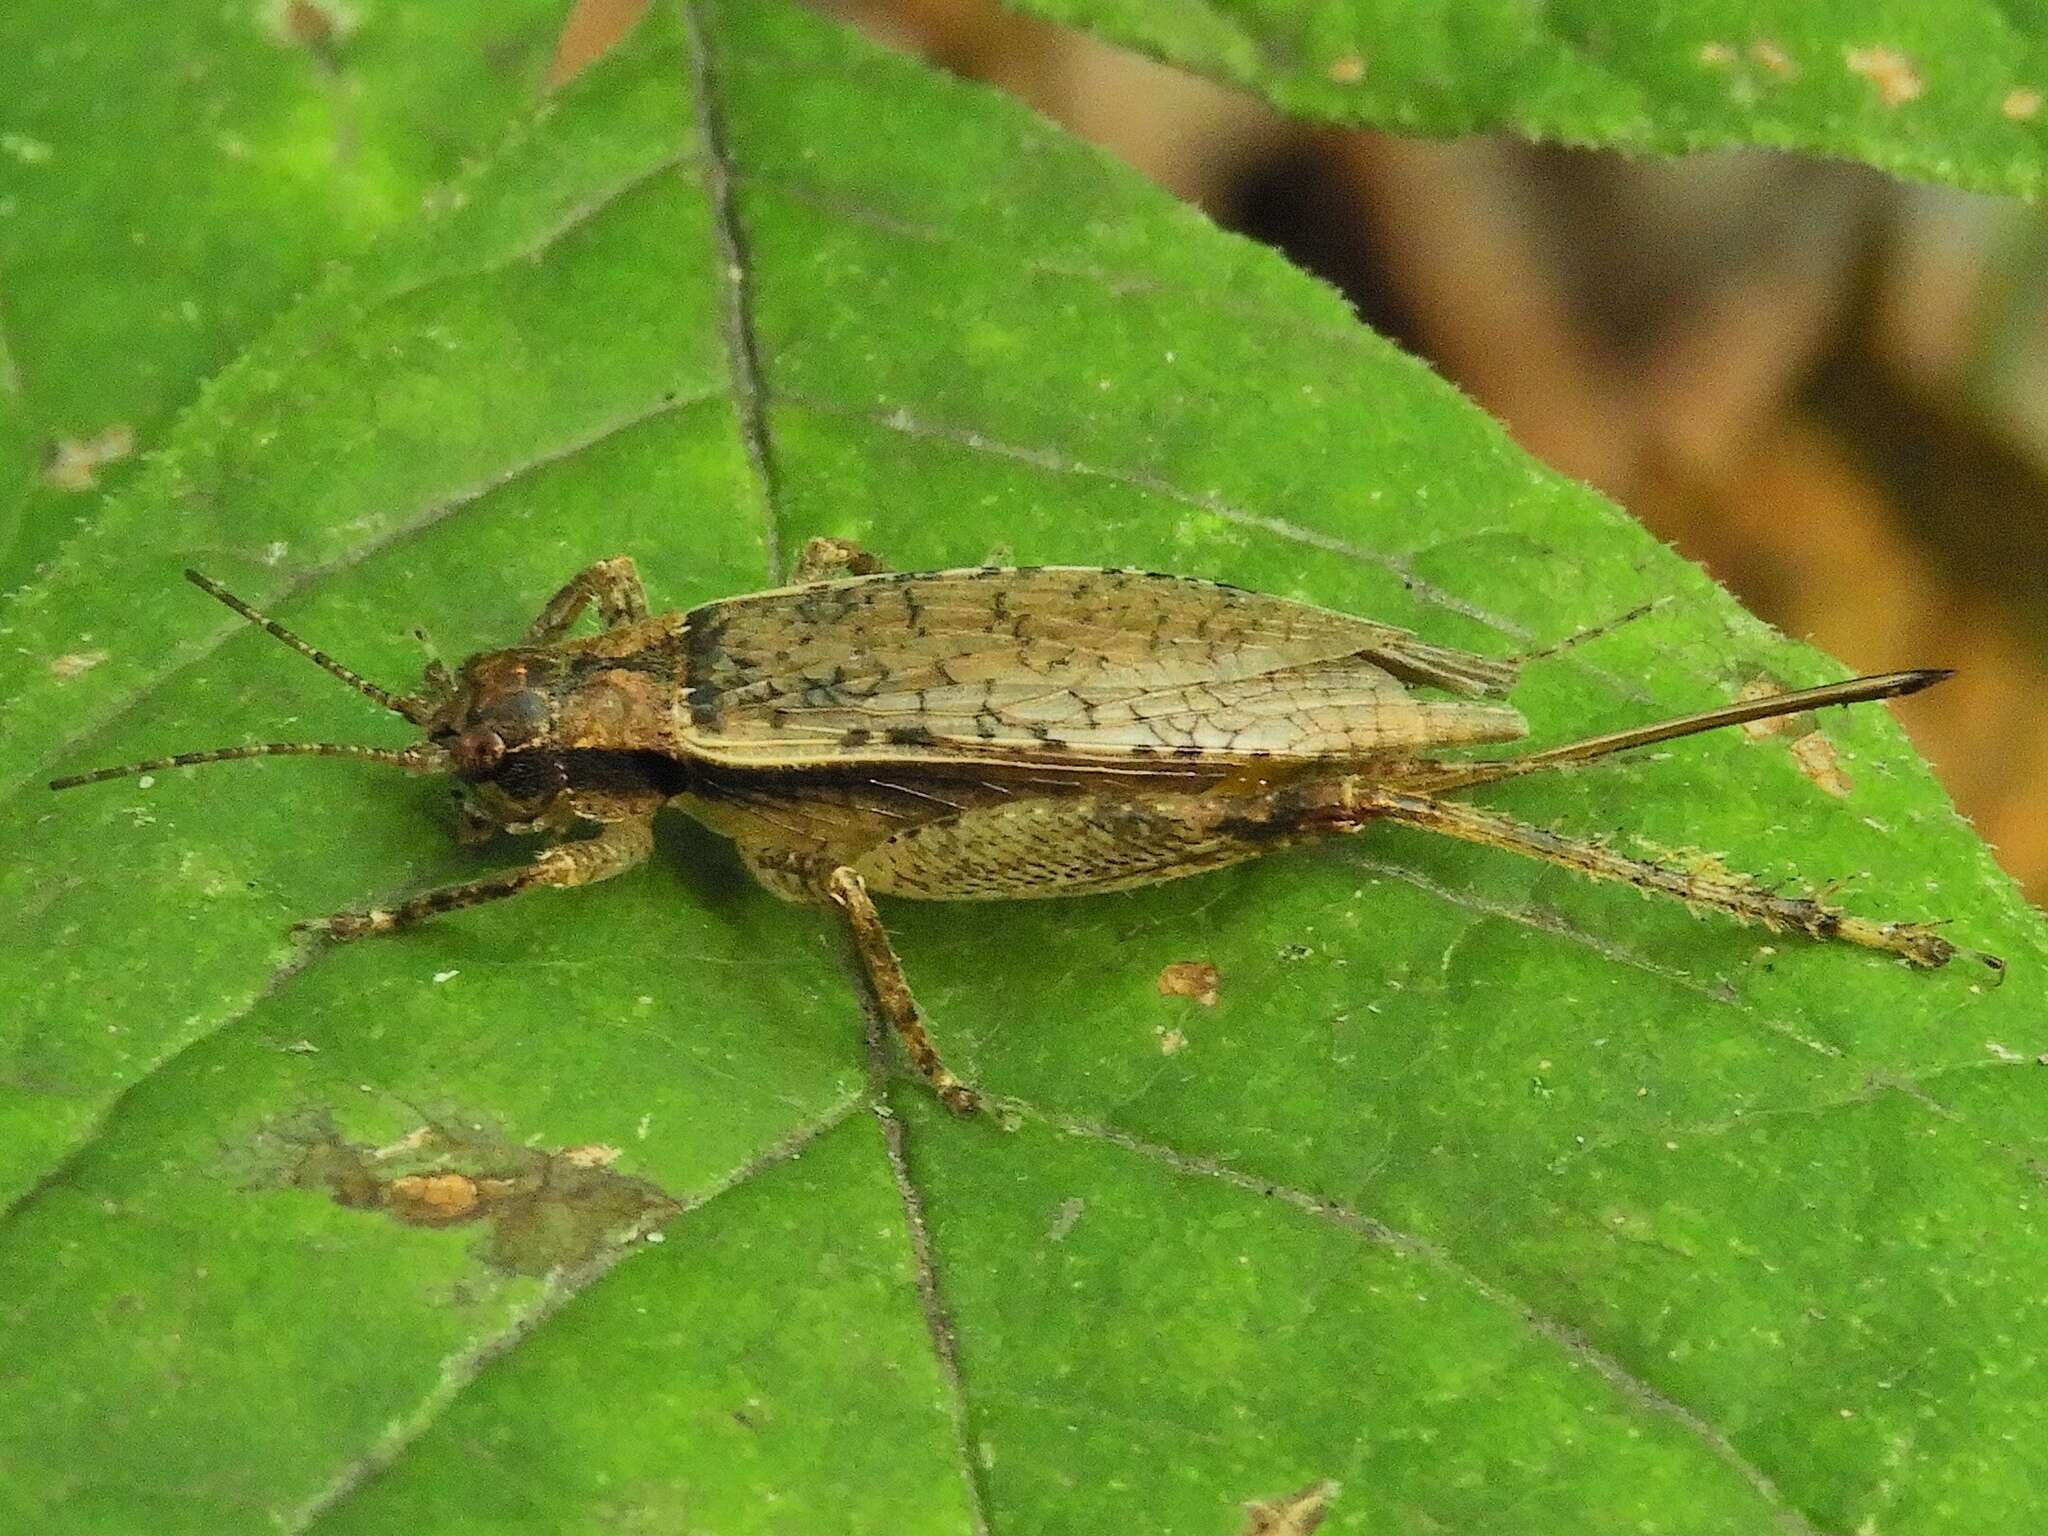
(844, 788), (1303, 900)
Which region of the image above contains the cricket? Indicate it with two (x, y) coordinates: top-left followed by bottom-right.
(52, 541), (1972, 1114)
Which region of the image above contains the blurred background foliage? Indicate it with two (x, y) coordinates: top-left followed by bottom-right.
(768, 0), (2048, 900)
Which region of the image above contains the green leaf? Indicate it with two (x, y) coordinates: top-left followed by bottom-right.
(4, 2), (2044, 1532)
(0, 0), (567, 589)
(1011, 0), (2048, 198)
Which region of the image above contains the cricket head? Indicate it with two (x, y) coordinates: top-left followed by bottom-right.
(48, 571), (592, 843)
(421, 644), (595, 841)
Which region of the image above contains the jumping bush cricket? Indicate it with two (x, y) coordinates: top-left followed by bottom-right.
(52, 541), (1979, 1114)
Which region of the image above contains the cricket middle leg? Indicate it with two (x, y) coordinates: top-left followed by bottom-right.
(822, 866), (980, 1116)
(299, 816), (656, 940)
(1347, 786), (1957, 968)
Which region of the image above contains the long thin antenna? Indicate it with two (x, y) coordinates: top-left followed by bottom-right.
(1418, 669), (1951, 793)
(1508, 597), (1669, 666)
(50, 740), (447, 791)
(184, 569), (428, 724)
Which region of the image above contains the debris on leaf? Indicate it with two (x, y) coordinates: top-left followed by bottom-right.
(1241, 1478), (1339, 1535)
(1157, 960), (1220, 1007)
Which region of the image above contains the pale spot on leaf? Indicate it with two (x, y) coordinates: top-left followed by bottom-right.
(49, 649), (109, 681)
(42, 425), (134, 491)
(1240, 1478), (1338, 1535)
(1845, 46), (1923, 108)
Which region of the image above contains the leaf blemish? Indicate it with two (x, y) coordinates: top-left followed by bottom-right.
(48, 648), (110, 681)
(1749, 39), (1796, 79)
(1157, 959), (1220, 1007)
(1240, 1478), (1338, 1535)
(41, 425), (134, 491)
(1845, 45), (1924, 108)
(1736, 677), (1853, 796)
(1046, 1196), (1085, 1243)
(239, 1110), (678, 1275)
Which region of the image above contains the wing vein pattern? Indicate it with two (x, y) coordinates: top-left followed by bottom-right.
(680, 568), (1525, 769)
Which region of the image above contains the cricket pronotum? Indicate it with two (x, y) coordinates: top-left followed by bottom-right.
(52, 541), (1986, 1114)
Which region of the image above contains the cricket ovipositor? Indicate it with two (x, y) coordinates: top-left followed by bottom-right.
(52, 543), (1985, 1114)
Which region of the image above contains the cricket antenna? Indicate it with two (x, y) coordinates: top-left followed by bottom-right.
(183, 569), (433, 725)
(50, 740), (449, 792)
(1509, 597), (1671, 666)
(1420, 669), (1952, 793)
(47, 571), (455, 792)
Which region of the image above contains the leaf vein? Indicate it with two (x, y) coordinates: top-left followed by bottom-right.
(11, 389), (713, 808)
(1027, 1104), (1830, 1535)
(678, 0), (781, 583)
(773, 389), (1531, 638)
(864, 1014), (993, 1534)
(287, 1097), (862, 1533)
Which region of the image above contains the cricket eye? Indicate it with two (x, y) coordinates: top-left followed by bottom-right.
(452, 727), (506, 778)
(495, 688), (550, 742)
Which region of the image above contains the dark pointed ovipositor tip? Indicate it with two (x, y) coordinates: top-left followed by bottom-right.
(1897, 667), (1955, 695)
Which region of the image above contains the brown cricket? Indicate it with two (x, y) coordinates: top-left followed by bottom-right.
(52, 542), (1974, 1113)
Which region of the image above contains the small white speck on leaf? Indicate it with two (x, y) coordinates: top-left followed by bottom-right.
(432, 969), (459, 984)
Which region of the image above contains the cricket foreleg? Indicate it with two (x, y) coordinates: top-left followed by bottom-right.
(521, 556), (650, 645)
(299, 816), (655, 941)
(821, 866), (979, 1116)
(1353, 788), (1955, 968)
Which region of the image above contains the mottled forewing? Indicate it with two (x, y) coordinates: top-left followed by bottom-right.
(678, 568), (1525, 769)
